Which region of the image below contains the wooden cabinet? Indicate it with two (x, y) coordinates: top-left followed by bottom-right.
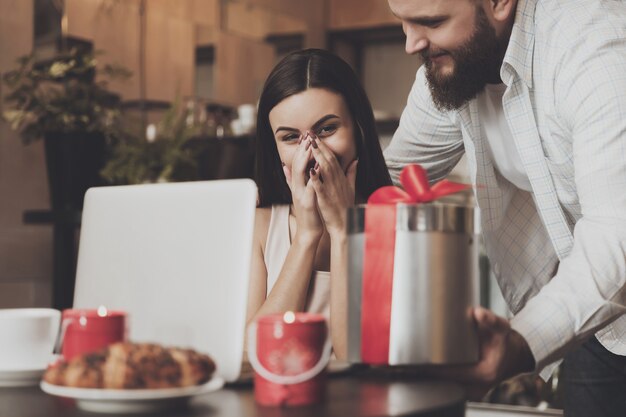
(63, 0), (314, 105)
(328, 0), (398, 30)
(60, 0), (403, 106)
(145, 7), (195, 102)
(241, 0), (326, 48)
(66, 0), (195, 102)
(214, 31), (275, 105)
(225, 2), (306, 40)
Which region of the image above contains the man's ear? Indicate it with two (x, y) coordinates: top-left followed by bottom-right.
(480, 0), (517, 36)
(487, 0), (517, 23)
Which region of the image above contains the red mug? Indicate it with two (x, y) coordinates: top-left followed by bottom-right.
(59, 308), (127, 360)
(248, 312), (331, 406)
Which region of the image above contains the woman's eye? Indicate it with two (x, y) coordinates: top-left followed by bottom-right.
(316, 125), (337, 137)
(282, 134), (299, 142)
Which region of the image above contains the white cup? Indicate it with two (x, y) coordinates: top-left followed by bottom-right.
(237, 104), (256, 124)
(0, 308), (61, 370)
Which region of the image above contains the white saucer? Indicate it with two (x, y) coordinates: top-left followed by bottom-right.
(40, 376), (225, 413)
(0, 367), (47, 387)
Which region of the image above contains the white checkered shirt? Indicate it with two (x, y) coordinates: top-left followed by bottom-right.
(384, 0), (626, 379)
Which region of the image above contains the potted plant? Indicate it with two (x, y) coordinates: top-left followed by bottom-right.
(2, 48), (131, 210)
(100, 99), (200, 185)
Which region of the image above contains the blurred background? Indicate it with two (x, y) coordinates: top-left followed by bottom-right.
(0, 0), (426, 310)
(0, 1), (562, 410)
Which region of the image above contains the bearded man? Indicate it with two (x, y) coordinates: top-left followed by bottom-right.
(384, 0), (626, 415)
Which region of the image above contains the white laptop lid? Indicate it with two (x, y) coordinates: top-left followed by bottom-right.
(73, 179), (256, 382)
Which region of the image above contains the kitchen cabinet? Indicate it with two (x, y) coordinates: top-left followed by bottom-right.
(65, 0), (196, 102)
(62, 0), (324, 105)
(213, 31), (275, 105)
(224, 2), (306, 40)
(329, 0), (398, 30)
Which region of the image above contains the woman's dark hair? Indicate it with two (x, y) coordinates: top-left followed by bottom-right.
(255, 48), (392, 207)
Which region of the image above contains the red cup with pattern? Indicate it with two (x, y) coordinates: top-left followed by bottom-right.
(248, 312), (331, 406)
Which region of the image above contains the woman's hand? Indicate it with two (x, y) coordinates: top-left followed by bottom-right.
(282, 134), (324, 243)
(308, 134), (358, 239)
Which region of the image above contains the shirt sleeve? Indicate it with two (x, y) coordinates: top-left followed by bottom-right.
(510, 25), (626, 372)
(383, 66), (465, 185)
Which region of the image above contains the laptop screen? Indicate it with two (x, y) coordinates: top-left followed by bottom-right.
(73, 179), (257, 382)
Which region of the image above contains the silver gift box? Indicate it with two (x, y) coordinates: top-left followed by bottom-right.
(347, 203), (480, 365)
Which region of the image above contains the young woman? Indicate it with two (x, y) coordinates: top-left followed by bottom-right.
(247, 49), (391, 359)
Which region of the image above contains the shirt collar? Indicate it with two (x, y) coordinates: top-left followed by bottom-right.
(500, 0), (537, 88)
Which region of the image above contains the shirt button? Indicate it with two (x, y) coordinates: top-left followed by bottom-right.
(493, 262), (501, 276)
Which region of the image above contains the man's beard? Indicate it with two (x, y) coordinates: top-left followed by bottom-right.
(423, 6), (504, 111)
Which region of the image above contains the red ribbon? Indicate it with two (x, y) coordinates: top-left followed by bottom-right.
(360, 165), (471, 364)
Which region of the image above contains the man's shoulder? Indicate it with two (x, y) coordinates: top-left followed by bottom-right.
(535, 0), (626, 46)
(406, 66), (433, 108)
(411, 65), (429, 91)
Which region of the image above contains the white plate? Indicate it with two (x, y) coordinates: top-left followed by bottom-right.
(40, 376), (224, 413)
(0, 367), (46, 387)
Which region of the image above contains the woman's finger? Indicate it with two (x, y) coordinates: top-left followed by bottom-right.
(304, 169), (317, 200)
(313, 136), (341, 169)
(282, 164), (292, 189)
(311, 167), (339, 213)
(309, 167), (324, 195)
(292, 142), (312, 188)
(310, 139), (341, 179)
(310, 167), (335, 214)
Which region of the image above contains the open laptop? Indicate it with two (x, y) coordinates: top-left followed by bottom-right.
(73, 179), (257, 383)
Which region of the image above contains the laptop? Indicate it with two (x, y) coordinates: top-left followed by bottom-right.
(73, 179), (257, 383)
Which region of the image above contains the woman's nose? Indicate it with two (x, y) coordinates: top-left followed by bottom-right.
(404, 25), (429, 55)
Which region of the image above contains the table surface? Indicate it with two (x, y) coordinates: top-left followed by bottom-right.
(0, 371), (466, 417)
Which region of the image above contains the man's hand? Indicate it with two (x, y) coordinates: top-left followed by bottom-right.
(420, 307), (536, 400)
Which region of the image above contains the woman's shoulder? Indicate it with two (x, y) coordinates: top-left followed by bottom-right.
(253, 205), (286, 250)
(251, 207), (270, 257)
(254, 204), (290, 225)
(255, 206), (273, 215)
(254, 206), (272, 229)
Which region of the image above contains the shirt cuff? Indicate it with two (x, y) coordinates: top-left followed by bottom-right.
(510, 294), (574, 374)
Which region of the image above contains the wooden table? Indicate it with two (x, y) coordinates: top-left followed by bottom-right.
(0, 373), (466, 417)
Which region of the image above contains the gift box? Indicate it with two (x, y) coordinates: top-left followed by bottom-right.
(347, 165), (480, 365)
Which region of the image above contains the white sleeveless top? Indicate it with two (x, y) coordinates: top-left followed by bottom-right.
(264, 205), (330, 319)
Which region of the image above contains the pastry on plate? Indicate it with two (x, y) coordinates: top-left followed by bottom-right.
(44, 342), (215, 389)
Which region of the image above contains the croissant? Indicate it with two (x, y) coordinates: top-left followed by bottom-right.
(44, 342), (215, 389)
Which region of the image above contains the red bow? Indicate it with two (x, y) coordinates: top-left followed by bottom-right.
(368, 164), (471, 204)
(360, 165), (471, 364)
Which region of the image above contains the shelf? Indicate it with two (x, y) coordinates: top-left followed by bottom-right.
(23, 210), (82, 226)
(376, 118), (399, 135)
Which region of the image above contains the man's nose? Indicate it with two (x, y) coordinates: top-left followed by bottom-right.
(404, 25), (429, 55)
